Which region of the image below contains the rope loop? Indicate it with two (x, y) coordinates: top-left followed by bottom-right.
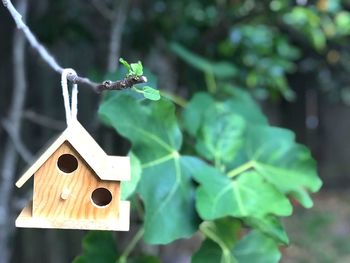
(61, 68), (78, 126)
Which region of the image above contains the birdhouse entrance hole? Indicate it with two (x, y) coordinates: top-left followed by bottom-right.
(91, 188), (112, 207)
(57, 154), (78, 173)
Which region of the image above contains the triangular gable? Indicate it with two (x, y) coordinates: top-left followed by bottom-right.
(16, 120), (130, 188)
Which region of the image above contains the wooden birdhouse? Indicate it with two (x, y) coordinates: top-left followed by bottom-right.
(15, 120), (130, 231)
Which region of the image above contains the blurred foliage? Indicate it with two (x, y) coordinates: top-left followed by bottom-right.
(121, 0), (350, 102)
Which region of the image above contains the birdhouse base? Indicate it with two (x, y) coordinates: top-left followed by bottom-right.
(15, 201), (130, 231)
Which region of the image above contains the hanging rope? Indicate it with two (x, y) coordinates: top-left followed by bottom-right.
(61, 69), (78, 126)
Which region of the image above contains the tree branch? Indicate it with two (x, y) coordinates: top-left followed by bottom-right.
(2, 0), (147, 93)
(97, 76), (148, 92)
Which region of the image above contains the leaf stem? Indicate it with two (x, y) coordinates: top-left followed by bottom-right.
(205, 70), (217, 94)
(214, 154), (221, 170)
(117, 227), (145, 263)
(133, 195), (145, 220)
(160, 90), (187, 107)
(227, 161), (255, 178)
(132, 86), (143, 93)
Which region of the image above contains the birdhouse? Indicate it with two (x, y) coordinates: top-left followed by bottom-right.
(15, 120), (130, 231)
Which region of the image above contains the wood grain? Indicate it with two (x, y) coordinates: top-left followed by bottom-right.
(16, 201), (130, 231)
(33, 142), (120, 220)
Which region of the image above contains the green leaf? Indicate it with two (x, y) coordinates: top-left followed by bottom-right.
(193, 218), (241, 263)
(182, 90), (265, 165)
(243, 126), (322, 208)
(132, 86), (160, 101)
(130, 61), (143, 76)
(193, 225), (280, 263)
(170, 42), (237, 79)
(182, 90), (267, 140)
(121, 153), (142, 200)
(245, 216), (289, 245)
(310, 28), (326, 50)
(191, 162), (292, 220)
(142, 86), (161, 101)
(182, 93), (216, 136)
(282, 7), (326, 50)
(119, 58), (131, 72)
(192, 239), (238, 263)
(200, 218), (241, 249)
(222, 88), (268, 125)
(184, 91), (322, 209)
(73, 232), (117, 263)
(233, 231), (281, 263)
(127, 255), (161, 263)
(335, 11), (350, 35)
(195, 105), (246, 164)
(99, 95), (202, 244)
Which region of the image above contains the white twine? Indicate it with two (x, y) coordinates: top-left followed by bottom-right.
(4, 0), (62, 72)
(61, 69), (78, 126)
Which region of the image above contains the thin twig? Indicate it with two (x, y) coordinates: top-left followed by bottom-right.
(160, 90), (187, 107)
(2, 120), (34, 164)
(90, 0), (113, 20)
(22, 110), (65, 130)
(2, 0), (147, 92)
(117, 227), (145, 263)
(97, 76), (147, 92)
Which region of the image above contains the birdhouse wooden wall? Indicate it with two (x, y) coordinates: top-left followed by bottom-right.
(33, 141), (120, 220)
(16, 121), (130, 231)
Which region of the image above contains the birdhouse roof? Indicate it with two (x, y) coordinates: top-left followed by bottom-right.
(15, 120), (130, 188)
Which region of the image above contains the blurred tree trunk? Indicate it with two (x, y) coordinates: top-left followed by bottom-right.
(0, 0), (28, 262)
(107, 0), (128, 73)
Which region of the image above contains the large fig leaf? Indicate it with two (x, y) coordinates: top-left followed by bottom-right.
(99, 95), (202, 244)
(233, 231), (281, 263)
(183, 91), (322, 208)
(192, 164), (292, 220)
(222, 88), (268, 125)
(245, 216), (289, 245)
(73, 232), (118, 263)
(182, 93), (215, 136)
(195, 107), (246, 164)
(243, 126), (322, 207)
(192, 221), (280, 263)
(121, 153), (142, 200)
(182, 91), (266, 137)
